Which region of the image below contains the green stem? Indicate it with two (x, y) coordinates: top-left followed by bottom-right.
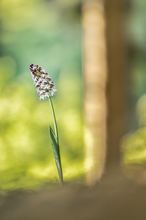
(49, 97), (59, 143)
(49, 97), (63, 184)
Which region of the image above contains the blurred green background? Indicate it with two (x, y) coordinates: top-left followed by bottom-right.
(1, 0), (146, 190)
(122, 0), (146, 166)
(0, 0), (83, 190)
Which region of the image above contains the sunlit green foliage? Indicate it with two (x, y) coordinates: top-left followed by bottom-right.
(0, 0), (83, 190)
(0, 58), (84, 190)
(123, 95), (146, 165)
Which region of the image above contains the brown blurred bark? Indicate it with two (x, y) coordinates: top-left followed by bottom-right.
(105, 0), (128, 171)
(83, 0), (128, 184)
(83, 0), (107, 185)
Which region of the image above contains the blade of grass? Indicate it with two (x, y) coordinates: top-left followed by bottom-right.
(50, 126), (63, 184)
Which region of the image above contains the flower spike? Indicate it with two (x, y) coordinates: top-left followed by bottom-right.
(29, 64), (56, 100)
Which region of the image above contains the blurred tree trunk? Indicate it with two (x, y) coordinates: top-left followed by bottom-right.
(105, 0), (128, 172)
(83, 0), (128, 184)
(83, 0), (107, 185)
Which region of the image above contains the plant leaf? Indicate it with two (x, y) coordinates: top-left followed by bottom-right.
(49, 126), (63, 183)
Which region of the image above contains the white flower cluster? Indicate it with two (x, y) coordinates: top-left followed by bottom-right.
(29, 64), (56, 100)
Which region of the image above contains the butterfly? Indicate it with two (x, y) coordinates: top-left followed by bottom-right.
(29, 64), (43, 77)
